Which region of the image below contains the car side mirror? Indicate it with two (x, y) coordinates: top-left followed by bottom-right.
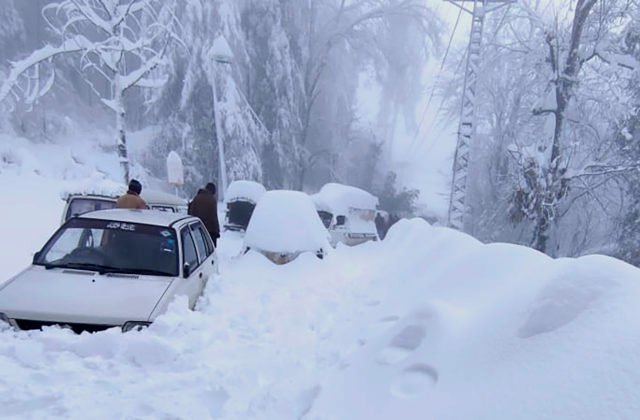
(183, 263), (191, 278)
(32, 251), (41, 265)
(336, 215), (346, 226)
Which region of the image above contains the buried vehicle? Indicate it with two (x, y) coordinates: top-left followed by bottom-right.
(62, 189), (188, 224)
(243, 190), (331, 264)
(0, 209), (217, 333)
(224, 180), (267, 232)
(312, 183), (380, 246)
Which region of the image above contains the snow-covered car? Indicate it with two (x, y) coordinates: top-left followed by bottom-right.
(0, 209), (217, 333)
(62, 189), (188, 224)
(312, 183), (380, 246)
(224, 180), (267, 232)
(243, 190), (331, 264)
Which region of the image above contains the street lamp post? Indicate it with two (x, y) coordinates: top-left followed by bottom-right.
(166, 150), (184, 196)
(209, 35), (234, 202)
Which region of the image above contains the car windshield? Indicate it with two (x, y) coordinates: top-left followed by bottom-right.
(65, 197), (117, 221)
(36, 218), (178, 276)
(317, 210), (333, 229)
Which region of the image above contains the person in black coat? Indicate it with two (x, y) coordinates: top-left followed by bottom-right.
(188, 182), (221, 246)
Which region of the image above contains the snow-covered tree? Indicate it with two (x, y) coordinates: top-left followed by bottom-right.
(612, 14), (640, 264)
(297, 0), (441, 189)
(440, 0), (638, 255)
(242, 0), (306, 189)
(151, 0), (264, 194)
(0, 0), (25, 62)
(0, 0), (182, 183)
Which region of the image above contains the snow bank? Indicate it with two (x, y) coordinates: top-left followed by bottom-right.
(309, 220), (640, 420)
(225, 180), (266, 204)
(243, 190), (330, 254)
(313, 183), (378, 216)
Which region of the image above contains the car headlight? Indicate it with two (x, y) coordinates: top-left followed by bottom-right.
(121, 321), (151, 333)
(263, 251), (300, 265)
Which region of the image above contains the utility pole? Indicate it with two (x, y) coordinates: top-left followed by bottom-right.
(445, 0), (512, 231)
(209, 35), (234, 202)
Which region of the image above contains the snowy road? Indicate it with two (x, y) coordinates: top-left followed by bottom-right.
(2, 217), (640, 419)
(1, 160), (640, 418)
(0, 225), (387, 419)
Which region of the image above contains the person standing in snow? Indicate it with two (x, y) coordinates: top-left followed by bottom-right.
(375, 212), (386, 240)
(386, 213), (400, 235)
(116, 179), (148, 209)
(188, 182), (221, 247)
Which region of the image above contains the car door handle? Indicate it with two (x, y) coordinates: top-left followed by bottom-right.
(199, 272), (203, 279)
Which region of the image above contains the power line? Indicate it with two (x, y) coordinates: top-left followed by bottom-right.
(415, 3), (512, 161)
(406, 5), (464, 158)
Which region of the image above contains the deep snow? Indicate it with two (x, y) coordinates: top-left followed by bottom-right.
(2, 135), (640, 419)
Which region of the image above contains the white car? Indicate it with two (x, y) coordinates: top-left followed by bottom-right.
(62, 190), (188, 225)
(312, 183), (380, 246)
(0, 209), (217, 333)
(243, 190), (331, 264)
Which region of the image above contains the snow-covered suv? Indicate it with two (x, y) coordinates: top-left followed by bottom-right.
(0, 209), (217, 333)
(243, 190), (331, 264)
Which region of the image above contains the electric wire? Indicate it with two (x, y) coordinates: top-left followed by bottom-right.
(405, 5), (464, 158)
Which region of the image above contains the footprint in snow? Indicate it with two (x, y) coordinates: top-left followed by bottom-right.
(518, 270), (616, 338)
(377, 324), (426, 365)
(390, 363), (439, 398)
(361, 315), (400, 343)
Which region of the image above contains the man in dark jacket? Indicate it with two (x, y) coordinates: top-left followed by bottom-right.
(188, 182), (221, 246)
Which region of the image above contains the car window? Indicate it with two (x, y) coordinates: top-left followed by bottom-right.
(66, 198), (116, 221)
(181, 228), (199, 269)
(37, 218), (178, 276)
(151, 205), (176, 213)
(191, 223), (213, 257)
(317, 210), (333, 229)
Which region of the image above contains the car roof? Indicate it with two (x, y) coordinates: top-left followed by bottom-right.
(67, 190), (187, 206)
(78, 209), (194, 227)
(141, 190), (187, 206)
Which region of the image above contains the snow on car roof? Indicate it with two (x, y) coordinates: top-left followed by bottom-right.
(61, 178), (125, 200)
(78, 209), (191, 227)
(63, 184), (186, 206)
(225, 180), (267, 204)
(244, 190), (331, 253)
(142, 189), (187, 206)
(312, 183), (379, 215)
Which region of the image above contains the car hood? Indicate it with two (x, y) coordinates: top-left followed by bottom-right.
(0, 267), (173, 325)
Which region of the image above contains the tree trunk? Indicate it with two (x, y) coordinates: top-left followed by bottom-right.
(531, 0), (596, 254)
(115, 81), (129, 184)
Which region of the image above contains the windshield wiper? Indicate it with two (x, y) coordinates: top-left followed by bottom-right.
(44, 262), (115, 274)
(117, 268), (175, 277)
(44, 263), (174, 277)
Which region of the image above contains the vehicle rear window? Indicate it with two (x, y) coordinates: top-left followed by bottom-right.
(66, 198), (117, 221)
